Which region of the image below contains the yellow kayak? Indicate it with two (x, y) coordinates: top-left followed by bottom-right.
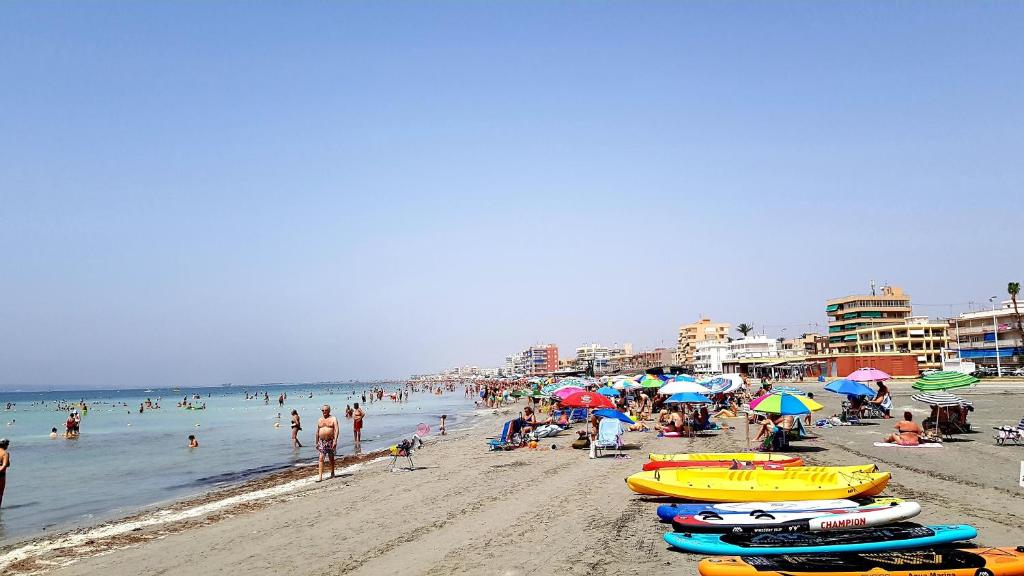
(626, 465), (889, 501)
(649, 452), (802, 465)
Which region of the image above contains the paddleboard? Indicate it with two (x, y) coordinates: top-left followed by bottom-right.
(672, 501), (921, 534)
(656, 498), (901, 522)
(664, 523), (976, 555)
(697, 547), (1024, 576)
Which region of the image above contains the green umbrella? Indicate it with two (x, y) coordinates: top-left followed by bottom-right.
(912, 371), (979, 391)
(638, 375), (664, 389)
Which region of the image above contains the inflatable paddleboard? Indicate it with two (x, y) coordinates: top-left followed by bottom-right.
(664, 523), (976, 555)
(656, 498), (901, 522)
(672, 501), (921, 534)
(697, 547), (1024, 576)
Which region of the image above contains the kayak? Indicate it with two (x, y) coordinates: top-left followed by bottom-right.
(656, 497), (902, 522)
(649, 452), (800, 463)
(627, 465), (889, 501)
(698, 548), (1024, 576)
(665, 523), (976, 555)
(672, 501), (921, 534)
(643, 458), (803, 471)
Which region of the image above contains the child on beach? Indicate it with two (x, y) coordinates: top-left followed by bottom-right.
(440, 415), (447, 436)
(0, 438), (9, 508)
(188, 435), (199, 448)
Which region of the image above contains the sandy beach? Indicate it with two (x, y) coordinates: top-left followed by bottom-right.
(3, 380), (1024, 576)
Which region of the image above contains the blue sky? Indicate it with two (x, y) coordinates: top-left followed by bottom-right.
(1, 2), (1021, 388)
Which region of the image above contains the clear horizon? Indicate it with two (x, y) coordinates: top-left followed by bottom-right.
(2, 2), (1021, 389)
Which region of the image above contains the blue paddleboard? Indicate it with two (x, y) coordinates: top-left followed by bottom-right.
(664, 523), (976, 555)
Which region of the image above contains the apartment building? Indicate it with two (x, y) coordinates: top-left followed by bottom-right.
(694, 340), (729, 375)
(949, 300), (1023, 371)
(675, 318), (731, 367)
(826, 285), (913, 354)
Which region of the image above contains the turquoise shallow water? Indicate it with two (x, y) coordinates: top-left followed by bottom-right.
(0, 383), (474, 545)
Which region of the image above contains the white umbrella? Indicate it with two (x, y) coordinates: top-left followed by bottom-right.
(658, 380), (710, 395)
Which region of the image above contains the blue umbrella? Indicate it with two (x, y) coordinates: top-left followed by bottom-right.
(597, 386), (620, 397)
(593, 408), (635, 424)
(672, 374), (696, 382)
(665, 391), (711, 404)
(772, 385), (807, 396)
(824, 379), (876, 397)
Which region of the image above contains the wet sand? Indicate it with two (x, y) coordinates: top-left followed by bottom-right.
(3, 380), (1024, 575)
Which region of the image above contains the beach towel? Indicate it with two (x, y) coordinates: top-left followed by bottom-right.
(873, 442), (943, 448)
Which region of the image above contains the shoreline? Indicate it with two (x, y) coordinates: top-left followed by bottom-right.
(0, 407), (487, 575)
(4, 385), (1024, 575)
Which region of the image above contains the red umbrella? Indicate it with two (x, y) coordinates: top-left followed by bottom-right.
(560, 390), (615, 409)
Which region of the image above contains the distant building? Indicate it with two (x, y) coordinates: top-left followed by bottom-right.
(675, 318), (731, 367)
(576, 343), (611, 372)
(728, 335), (779, 359)
(779, 334), (823, 356)
(826, 285), (912, 354)
(694, 340), (729, 375)
(521, 343), (559, 376)
(949, 300), (1023, 371)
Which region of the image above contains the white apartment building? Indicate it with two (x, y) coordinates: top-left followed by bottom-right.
(694, 340), (729, 375)
(576, 343), (611, 372)
(728, 335), (780, 359)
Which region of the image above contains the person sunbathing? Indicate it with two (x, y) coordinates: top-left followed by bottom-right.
(883, 411), (923, 446)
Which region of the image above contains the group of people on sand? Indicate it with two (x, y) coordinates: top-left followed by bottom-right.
(312, 403), (366, 482)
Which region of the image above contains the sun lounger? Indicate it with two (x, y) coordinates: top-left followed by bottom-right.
(994, 417), (1024, 446)
(487, 419), (525, 451)
(593, 417), (624, 458)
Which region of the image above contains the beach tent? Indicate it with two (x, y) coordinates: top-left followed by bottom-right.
(912, 371), (979, 391)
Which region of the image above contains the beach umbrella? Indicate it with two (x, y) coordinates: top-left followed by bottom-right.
(847, 367), (891, 382)
(910, 392), (973, 407)
(638, 375), (664, 389)
(772, 385), (807, 396)
(597, 386), (620, 397)
(659, 380), (711, 395)
(593, 408), (635, 425)
(559, 390), (615, 409)
(610, 379), (640, 391)
(749, 392), (823, 415)
(540, 383), (560, 395)
(824, 379), (876, 397)
(671, 374), (697, 382)
(552, 386), (584, 400)
(665, 391), (712, 404)
(699, 374), (745, 393)
(912, 371), (979, 391)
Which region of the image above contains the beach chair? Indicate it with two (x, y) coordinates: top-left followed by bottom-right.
(569, 408), (588, 423)
(760, 427), (790, 452)
(593, 417), (624, 458)
(994, 417), (1024, 446)
(487, 419), (525, 451)
(389, 437), (421, 470)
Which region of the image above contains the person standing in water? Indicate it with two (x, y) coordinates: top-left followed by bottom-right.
(290, 409), (302, 448)
(0, 439), (10, 508)
(188, 435), (199, 448)
(316, 405), (339, 482)
(352, 402), (365, 444)
(440, 414), (447, 436)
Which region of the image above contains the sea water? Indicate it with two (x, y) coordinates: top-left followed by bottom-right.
(0, 382), (475, 545)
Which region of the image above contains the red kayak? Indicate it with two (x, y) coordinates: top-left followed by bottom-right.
(642, 457), (803, 471)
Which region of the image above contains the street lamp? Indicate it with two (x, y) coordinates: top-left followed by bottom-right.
(989, 296), (1002, 377)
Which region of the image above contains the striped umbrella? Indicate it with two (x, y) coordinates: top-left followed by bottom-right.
(912, 371), (979, 391)
(910, 392), (973, 407)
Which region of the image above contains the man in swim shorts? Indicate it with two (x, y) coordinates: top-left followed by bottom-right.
(316, 405), (339, 482)
(352, 402), (365, 444)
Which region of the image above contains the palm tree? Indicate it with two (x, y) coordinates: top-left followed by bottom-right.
(1010, 282), (1022, 361)
(736, 323), (753, 337)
